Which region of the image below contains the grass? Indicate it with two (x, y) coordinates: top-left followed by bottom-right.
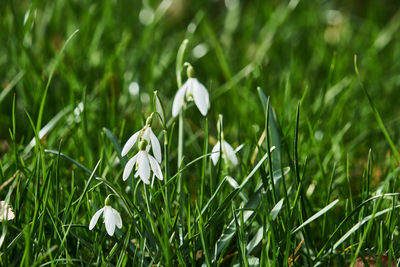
(1, 0), (400, 265)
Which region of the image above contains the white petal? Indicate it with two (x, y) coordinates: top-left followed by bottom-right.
(89, 207), (104, 230)
(0, 201), (15, 221)
(5, 209), (15, 220)
(138, 151), (150, 184)
(7, 209), (15, 220)
(121, 131), (140, 156)
(192, 78), (210, 116)
(223, 140), (238, 165)
(211, 141), (221, 166)
(122, 154), (138, 181)
(145, 145), (151, 152)
(148, 154), (163, 181)
(172, 83), (187, 117)
(112, 208), (123, 229)
(186, 79), (194, 97)
(104, 206), (116, 236)
(149, 128), (162, 163)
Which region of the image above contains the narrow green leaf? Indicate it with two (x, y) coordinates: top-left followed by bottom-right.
(212, 186), (264, 262)
(270, 198), (284, 220)
(333, 205), (400, 251)
(0, 71), (24, 104)
(354, 55), (400, 164)
(246, 227), (264, 255)
(176, 39), (189, 88)
(292, 199), (339, 234)
(103, 128), (126, 165)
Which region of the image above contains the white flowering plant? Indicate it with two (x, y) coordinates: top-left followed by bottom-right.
(4, 9), (398, 267)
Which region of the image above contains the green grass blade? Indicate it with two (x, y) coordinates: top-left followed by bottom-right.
(354, 55), (400, 164)
(292, 199), (339, 234)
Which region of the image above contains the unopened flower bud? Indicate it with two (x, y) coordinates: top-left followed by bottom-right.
(184, 62), (195, 78)
(105, 195), (112, 206)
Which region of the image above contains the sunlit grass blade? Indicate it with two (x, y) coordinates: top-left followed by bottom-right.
(292, 199), (339, 234)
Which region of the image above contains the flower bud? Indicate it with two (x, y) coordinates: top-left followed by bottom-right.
(105, 195), (111, 206)
(184, 62), (195, 78)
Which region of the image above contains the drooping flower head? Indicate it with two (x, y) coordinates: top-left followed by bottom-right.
(121, 113), (162, 163)
(211, 140), (238, 166)
(89, 195), (122, 236)
(172, 63), (210, 117)
(211, 114), (238, 166)
(122, 141), (163, 184)
(121, 113), (163, 184)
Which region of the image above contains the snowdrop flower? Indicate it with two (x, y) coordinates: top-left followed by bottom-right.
(121, 114), (162, 163)
(211, 114), (238, 166)
(123, 140), (163, 184)
(89, 196), (122, 236)
(172, 63), (210, 117)
(0, 201), (15, 221)
(211, 140), (238, 166)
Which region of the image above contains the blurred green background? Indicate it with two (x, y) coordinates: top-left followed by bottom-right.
(1, 0), (400, 154)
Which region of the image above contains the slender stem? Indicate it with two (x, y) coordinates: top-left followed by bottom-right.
(266, 97), (277, 204)
(346, 154), (354, 211)
(200, 118), (208, 208)
(175, 40), (188, 247)
(163, 130), (171, 221)
(143, 183), (152, 220)
(162, 146), (172, 266)
(178, 111), (184, 170)
(177, 110), (185, 245)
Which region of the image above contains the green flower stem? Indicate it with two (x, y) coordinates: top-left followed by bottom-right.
(199, 118), (208, 208)
(163, 130), (171, 221)
(177, 109), (185, 245)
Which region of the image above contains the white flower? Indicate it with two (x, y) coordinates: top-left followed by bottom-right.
(172, 78), (210, 117)
(123, 150), (163, 184)
(121, 124), (161, 163)
(89, 204), (122, 236)
(172, 64), (210, 117)
(0, 201), (15, 221)
(211, 140), (238, 166)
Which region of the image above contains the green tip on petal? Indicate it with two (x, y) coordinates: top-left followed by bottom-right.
(138, 139), (148, 150)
